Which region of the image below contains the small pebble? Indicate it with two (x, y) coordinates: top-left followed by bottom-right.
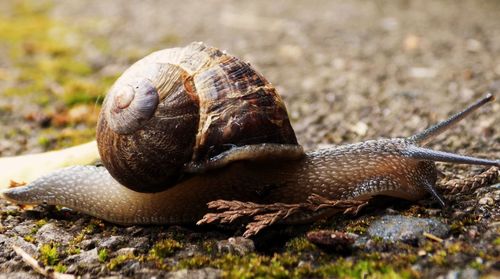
(466, 39), (482, 52)
(116, 247), (136, 257)
(408, 67), (437, 79)
(307, 230), (358, 251)
(217, 237), (254, 256)
(98, 235), (125, 250)
(36, 223), (73, 244)
(478, 197), (494, 205)
(63, 248), (99, 265)
(79, 239), (97, 250)
(367, 215), (449, 243)
(404, 34), (420, 51)
(12, 223), (35, 236)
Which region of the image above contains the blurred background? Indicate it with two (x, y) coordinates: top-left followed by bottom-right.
(0, 1), (499, 277)
(0, 0), (499, 157)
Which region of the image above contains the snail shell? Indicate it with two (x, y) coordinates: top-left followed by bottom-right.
(97, 42), (301, 192)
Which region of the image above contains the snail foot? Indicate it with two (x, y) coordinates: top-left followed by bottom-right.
(197, 194), (367, 237)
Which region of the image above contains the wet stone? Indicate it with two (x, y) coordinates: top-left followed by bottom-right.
(98, 235), (125, 250)
(9, 237), (38, 258)
(63, 247), (99, 266)
(116, 247), (136, 257)
(0, 235), (10, 259)
(35, 223), (72, 244)
(12, 222), (35, 236)
(79, 239), (97, 250)
(367, 215), (449, 243)
(441, 268), (479, 279)
(129, 236), (150, 253)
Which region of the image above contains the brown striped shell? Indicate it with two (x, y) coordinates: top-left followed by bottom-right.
(97, 42), (302, 193)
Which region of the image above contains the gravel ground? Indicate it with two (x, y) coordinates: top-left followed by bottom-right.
(0, 0), (499, 278)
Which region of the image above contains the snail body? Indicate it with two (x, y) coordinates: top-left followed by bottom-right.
(1, 43), (499, 231)
(2, 139), (435, 224)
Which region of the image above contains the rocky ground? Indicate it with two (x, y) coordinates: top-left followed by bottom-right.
(0, 0), (499, 278)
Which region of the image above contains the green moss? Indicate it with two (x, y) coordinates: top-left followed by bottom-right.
(50, 127), (96, 149)
(37, 136), (52, 149)
(83, 224), (96, 234)
(149, 239), (183, 259)
(67, 219), (106, 255)
(107, 254), (135, 271)
(291, 262), (321, 278)
(108, 255), (129, 270)
(82, 219), (104, 234)
(1, 209), (20, 217)
(66, 246), (81, 255)
(174, 253), (292, 278)
(285, 237), (317, 253)
(23, 235), (36, 243)
(275, 252), (299, 269)
(364, 252), (382, 261)
(314, 259), (414, 279)
(493, 237), (500, 246)
(430, 250), (447, 266)
(421, 242), (433, 254)
(371, 236), (385, 244)
(35, 219), (48, 227)
(402, 254), (418, 266)
(39, 243), (59, 266)
(0, 1), (95, 102)
(98, 248), (108, 263)
(72, 232), (85, 244)
(61, 78), (105, 106)
(201, 240), (217, 254)
(345, 218), (370, 234)
(54, 263), (68, 273)
(215, 253), (289, 279)
(30, 218), (48, 234)
(445, 241), (475, 256)
(0, 0), (121, 149)
(449, 217), (477, 235)
(204, 252), (417, 279)
(176, 255), (212, 270)
(165, 241), (421, 279)
(468, 259), (484, 271)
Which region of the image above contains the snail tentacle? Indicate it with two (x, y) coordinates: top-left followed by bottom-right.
(409, 93), (494, 145)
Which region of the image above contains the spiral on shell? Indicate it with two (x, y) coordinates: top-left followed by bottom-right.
(97, 42), (299, 192)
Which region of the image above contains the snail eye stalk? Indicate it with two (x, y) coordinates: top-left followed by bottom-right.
(404, 146), (499, 167)
(409, 93), (494, 146)
(403, 93), (498, 207)
(404, 93), (498, 166)
(423, 180), (446, 207)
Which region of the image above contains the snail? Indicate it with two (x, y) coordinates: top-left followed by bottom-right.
(1, 42), (499, 236)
